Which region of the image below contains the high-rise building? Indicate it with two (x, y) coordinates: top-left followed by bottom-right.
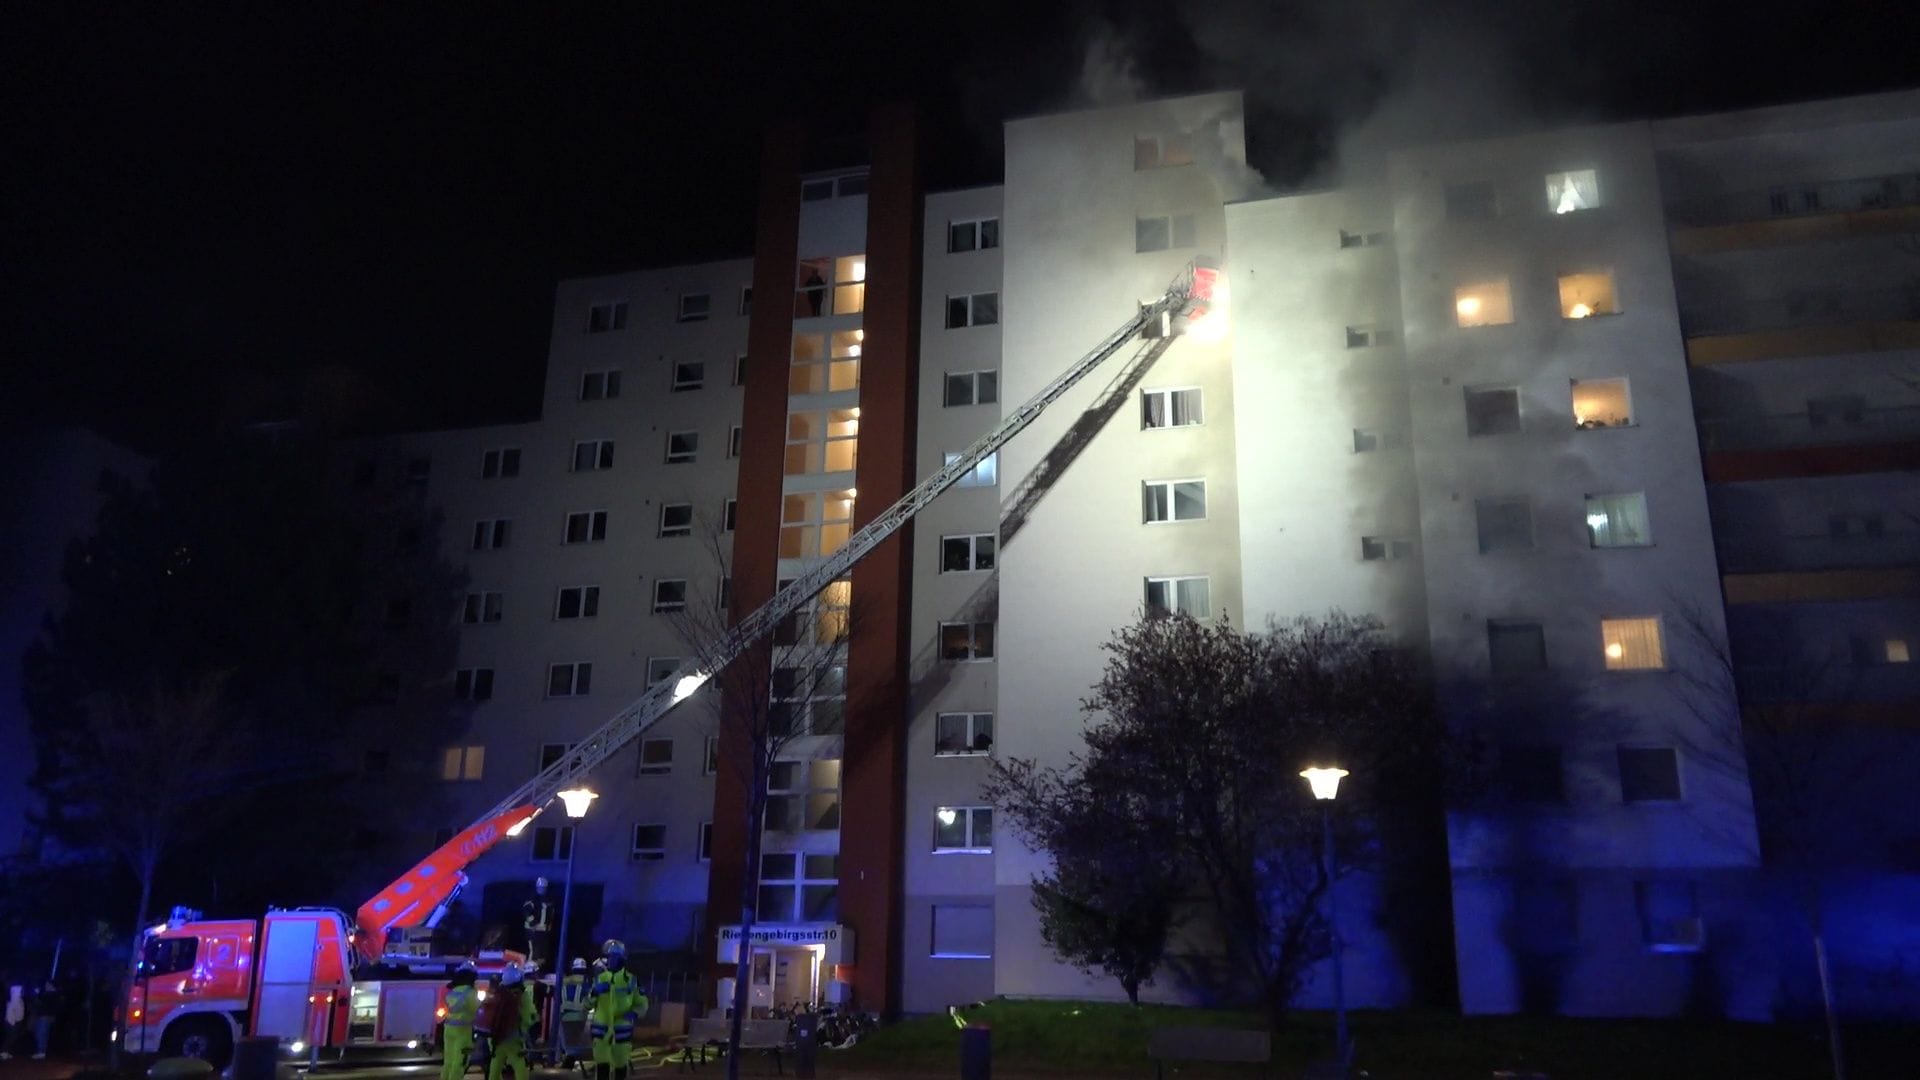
(379, 87), (1920, 1019)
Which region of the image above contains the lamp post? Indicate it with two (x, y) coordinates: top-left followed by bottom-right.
(1299, 766), (1350, 1069)
(549, 787), (597, 1063)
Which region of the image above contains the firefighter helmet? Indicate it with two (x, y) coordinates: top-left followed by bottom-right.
(602, 939), (627, 959)
(499, 961), (524, 986)
(535, 876), (549, 891)
(571, 957), (588, 972)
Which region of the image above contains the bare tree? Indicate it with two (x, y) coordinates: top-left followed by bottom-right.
(669, 519), (855, 1080)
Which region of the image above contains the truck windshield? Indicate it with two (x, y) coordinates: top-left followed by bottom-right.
(141, 937), (198, 977)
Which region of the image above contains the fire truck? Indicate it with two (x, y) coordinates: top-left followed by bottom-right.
(124, 262), (1224, 1067)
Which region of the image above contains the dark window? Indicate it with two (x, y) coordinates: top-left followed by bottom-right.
(1445, 180), (1499, 221)
(1489, 621), (1547, 675)
(530, 826), (574, 861)
(1476, 498), (1534, 553)
(140, 937), (198, 977)
(1619, 747), (1682, 802)
(1465, 388), (1522, 436)
(587, 302), (628, 332)
(677, 293), (711, 322)
(1501, 746), (1565, 803)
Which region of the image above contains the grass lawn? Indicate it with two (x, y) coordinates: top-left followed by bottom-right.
(831, 998), (1920, 1079)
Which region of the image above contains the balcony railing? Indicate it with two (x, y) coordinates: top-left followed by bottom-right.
(1681, 287), (1920, 338)
(1699, 405), (1920, 453)
(1716, 529), (1920, 574)
(1667, 170), (1920, 228)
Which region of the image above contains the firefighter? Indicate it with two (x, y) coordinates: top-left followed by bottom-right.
(555, 958), (589, 1061)
(588, 940), (648, 1080)
(521, 878), (555, 969)
(472, 962), (538, 1080)
(440, 963), (479, 1080)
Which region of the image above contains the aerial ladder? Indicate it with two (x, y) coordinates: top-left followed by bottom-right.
(353, 259), (1225, 963)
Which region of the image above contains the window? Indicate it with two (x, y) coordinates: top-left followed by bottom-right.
(801, 179), (835, 201)
(1360, 536), (1413, 561)
(1465, 387), (1521, 436)
(652, 579), (688, 614)
(537, 742), (575, 771)
(1619, 747), (1682, 803)
(945, 452), (998, 489)
(949, 218), (1000, 253)
(934, 806), (993, 852)
(757, 848), (840, 922)
(718, 575), (732, 611)
(1571, 378), (1632, 428)
(581, 369), (622, 401)
(771, 660), (847, 736)
(779, 489), (856, 558)
(1444, 180), (1499, 221)
(565, 510), (608, 544)
(940, 622), (996, 662)
(1586, 493), (1652, 548)
(1488, 621), (1547, 675)
(786, 409), (860, 475)
(555, 585), (600, 620)
(728, 425), (743, 459)
(630, 824), (667, 861)
(935, 712), (994, 756)
(1636, 880), (1704, 952)
(659, 503), (693, 538)
(1353, 428), (1404, 452)
(1135, 214), (1197, 253)
(738, 287), (753, 316)
(462, 592), (503, 624)
(1145, 576), (1211, 618)
(697, 822), (713, 861)
(945, 292), (999, 328)
(677, 293), (710, 323)
(1141, 387), (1202, 429)
(1142, 479), (1206, 523)
(548, 662), (593, 697)
(1455, 279), (1514, 327)
(645, 657), (681, 686)
(140, 936), (199, 978)
(1558, 272), (1620, 319)
(665, 431), (698, 464)
(704, 736), (719, 776)
(1602, 618), (1665, 670)
(572, 440), (615, 472)
(530, 825), (573, 862)
(472, 519), (511, 551)
(1134, 133), (1193, 170)
(672, 361), (706, 392)
(481, 447), (521, 479)
(733, 354), (749, 386)
(941, 534), (996, 573)
(1476, 498), (1534, 553)
(944, 371), (999, 407)
(1338, 229), (1389, 248)
(1768, 186), (1824, 216)
(723, 498), (737, 532)
(1501, 745), (1565, 804)
(931, 904), (994, 959)
(1546, 169), (1600, 215)
(789, 331), (862, 393)
(772, 578), (850, 650)
(454, 668), (494, 702)
(765, 759), (842, 835)
(441, 745), (485, 782)
(587, 302), (627, 333)
(1345, 324), (1397, 348)
(794, 255), (865, 317)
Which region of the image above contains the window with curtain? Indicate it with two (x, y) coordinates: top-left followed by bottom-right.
(1586, 493), (1652, 548)
(1546, 169), (1601, 214)
(1602, 617), (1665, 670)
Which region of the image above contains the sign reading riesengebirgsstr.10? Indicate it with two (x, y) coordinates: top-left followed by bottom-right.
(716, 923), (855, 965)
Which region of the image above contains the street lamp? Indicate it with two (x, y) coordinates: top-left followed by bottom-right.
(1299, 766), (1350, 1070)
(549, 787), (597, 1063)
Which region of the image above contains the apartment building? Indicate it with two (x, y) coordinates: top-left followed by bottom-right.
(383, 88), (1919, 1020)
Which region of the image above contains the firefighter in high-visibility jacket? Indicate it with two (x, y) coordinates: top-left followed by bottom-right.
(472, 962), (538, 1080)
(557, 958), (590, 1059)
(440, 964), (479, 1080)
(588, 940), (648, 1080)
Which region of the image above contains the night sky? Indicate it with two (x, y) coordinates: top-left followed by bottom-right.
(5, 1), (1918, 451)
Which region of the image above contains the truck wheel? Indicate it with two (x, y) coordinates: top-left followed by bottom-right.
(161, 1015), (235, 1070)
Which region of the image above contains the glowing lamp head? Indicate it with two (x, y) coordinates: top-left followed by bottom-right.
(1299, 766), (1349, 801)
(289, 1041), (307, 1055)
(1569, 302), (1593, 319)
(1456, 295), (1483, 318)
(1606, 642), (1624, 660)
(557, 788), (598, 820)
(672, 672), (709, 703)
(936, 808), (958, 826)
(851, 261), (865, 280)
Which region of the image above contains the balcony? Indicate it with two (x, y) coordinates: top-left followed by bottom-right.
(1716, 529), (1920, 575)
(1682, 288), (1920, 365)
(1668, 170), (1920, 253)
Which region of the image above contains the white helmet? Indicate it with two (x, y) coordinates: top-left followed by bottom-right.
(499, 962), (524, 986)
(535, 876), (549, 891)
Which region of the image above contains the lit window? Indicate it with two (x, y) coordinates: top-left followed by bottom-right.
(931, 904), (993, 959)
(572, 440), (615, 472)
(785, 409), (860, 475)
(946, 292), (999, 329)
(1141, 387), (1202, 428)
(789, 331), (861, 394)
(1619, 747), (1682, 803)
(554, 585), (600, 620)
(441, 746), (486, 782)
(940, 622), (995, 662)
(793, 255), (865, 317)
(772, 578), (850, 650)
(677, 293), (710, 323)
(944, 371), (999, 407)
(1546, 169), (1599, 214)
(453, 668), (494, 702)
(472, 519), (511, 551)
(1602, 617), (1665, 671)
(652, 579), (688, 614)
(934, 806), (993, 852)
(580, 369), (622, 401)
(672, 361), (705, 392)
(944, 452), (998, 489)
(1135, 214), (1197, 253)
(1145, 576), (1210, 618)
(547, 662), (592, 697)
(630, 824), (667, 861)
(1142, 479), (1206, 523)
(941, 533), (996, 573)
(935, 713), (994, 756)
(1346, 324), (1396, 348)
(564, 510), (607, 544)
(481, 447), (521, 479)
(1586, 493), (1651, 548)
(1475, 498), (1533, 553)
(637, 738), (673, 777)
(949, 218), (1000, 253)
(462, 592), (503, 624)
(1455, 279), (1514, 327)
(659, 503), (693, 538)
(644, 657), (680, 686)
(1488, 621), (1547, 675)
(1558, 272), (1619, 319)
(1360, 536), (1413, 561)
(1465, 387), (1521, 436)
(1887, 640), (1913, 664)
(587, 302), (627, 333)
(765, 760), (842, 837)
(778, 489), (856, 559)
(665, 431), (698, 465)
(1571, 378), (1632, 428)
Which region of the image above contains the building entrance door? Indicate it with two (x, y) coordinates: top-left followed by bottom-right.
(747, 945), (822, 1016)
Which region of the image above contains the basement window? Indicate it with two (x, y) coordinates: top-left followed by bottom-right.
(1455, 278), (1514, 327)
(1546, 169), (1600, 214)
(1558, 272), (1619, 319)
(1571, 378), (1632, 428)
